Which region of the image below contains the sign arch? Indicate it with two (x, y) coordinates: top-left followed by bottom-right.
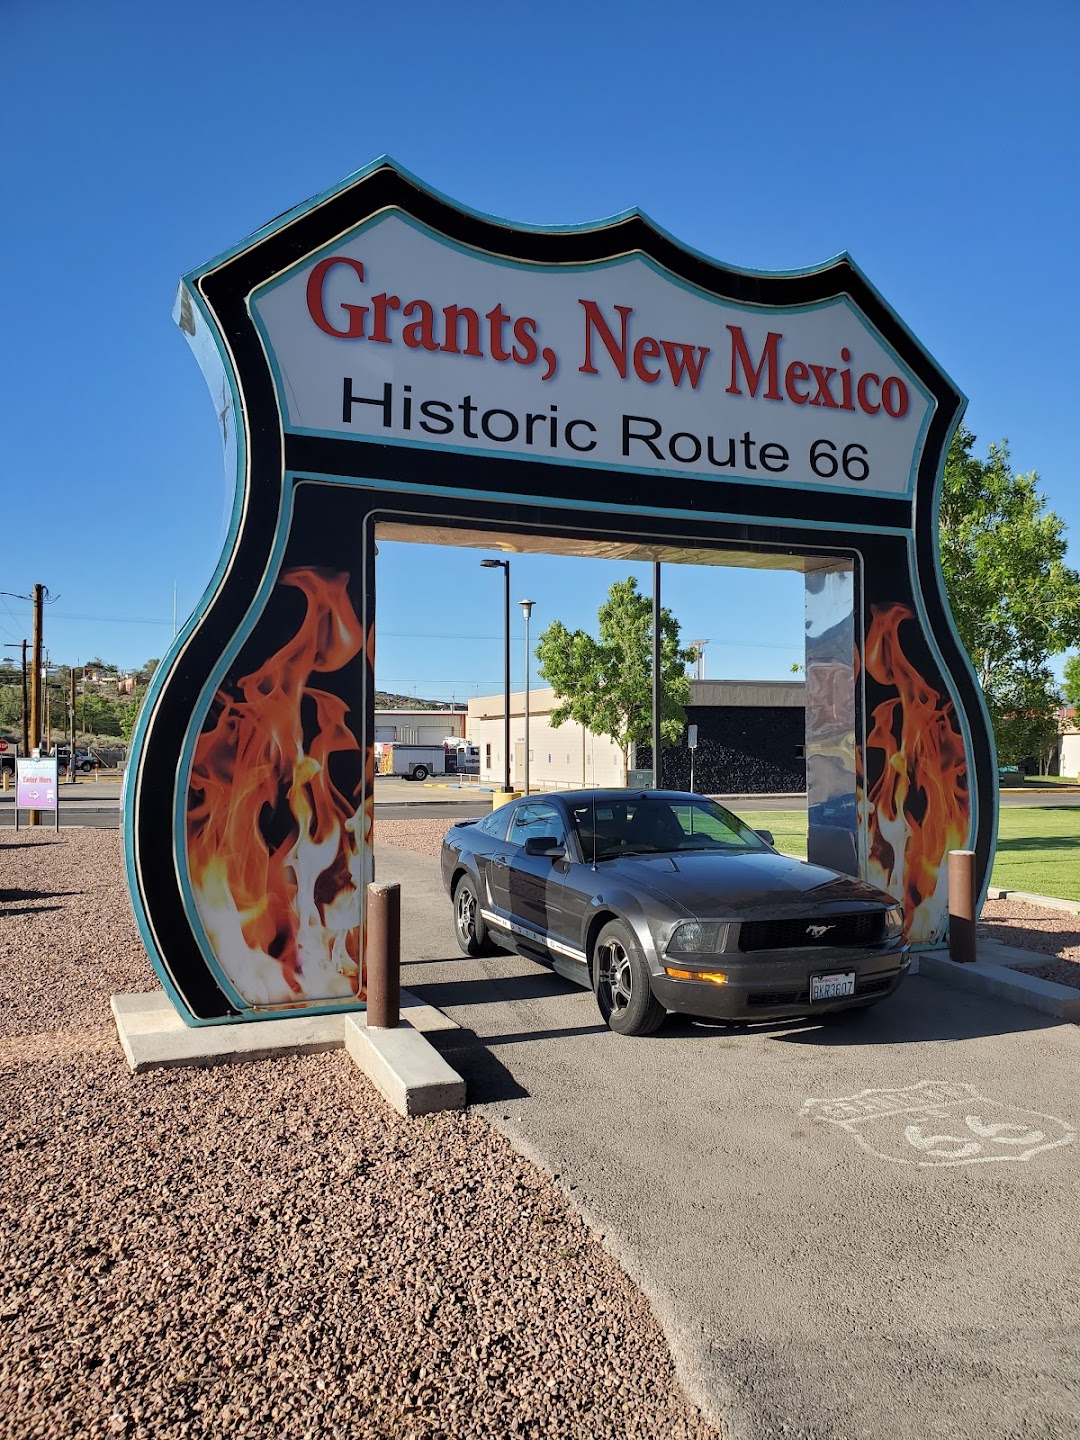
(125, 157), (995, 1023)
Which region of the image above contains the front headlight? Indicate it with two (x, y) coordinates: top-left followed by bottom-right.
(884, 904), (905, 940)
(665, 920), (729, 955)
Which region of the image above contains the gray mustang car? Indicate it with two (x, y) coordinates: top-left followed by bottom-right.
(441, 789), (909, 1036)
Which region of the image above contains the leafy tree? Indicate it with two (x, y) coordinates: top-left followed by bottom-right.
(939, 426), (1080, 763)
(1064, 653), (1080, 709)
(535, 577), (697, 784)
(0, 684), (22, 732)
(119, 689), (145, 744)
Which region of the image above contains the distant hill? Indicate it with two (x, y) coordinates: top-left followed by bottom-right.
(375, 690), (463, 711)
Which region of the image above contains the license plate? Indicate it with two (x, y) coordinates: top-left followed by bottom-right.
(811, 971), (856, 1002)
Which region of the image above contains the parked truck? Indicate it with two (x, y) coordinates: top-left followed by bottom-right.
(377, 743), (449, 782)
(0, 737), (18, 775)
(376, 740), (479, 781)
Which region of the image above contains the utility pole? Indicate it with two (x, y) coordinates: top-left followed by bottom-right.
(69, 667), (77, 784)
(29, 583), (43, 826)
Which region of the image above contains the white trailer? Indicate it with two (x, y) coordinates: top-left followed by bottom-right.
(377, 743), (448, 781)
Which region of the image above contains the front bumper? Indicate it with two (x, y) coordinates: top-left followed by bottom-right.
(650, 943), (910, 1021)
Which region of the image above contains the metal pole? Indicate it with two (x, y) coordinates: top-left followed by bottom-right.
(503, 564), (511, 792)
(365, 881), (401, 1027)
(29, 585), (43, 827)
(19, 640), (28, 757)
(523, 607), (531, 795)
(69, 668), (77, 783)
(948, 849), (977, 963)
(652, 560), (661, 790)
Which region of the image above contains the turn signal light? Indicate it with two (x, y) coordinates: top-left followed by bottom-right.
(664, 967), (728, 985)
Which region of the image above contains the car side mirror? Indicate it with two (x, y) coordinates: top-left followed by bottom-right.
(524, 836), (566, 858)
(754, 829), (775, 847)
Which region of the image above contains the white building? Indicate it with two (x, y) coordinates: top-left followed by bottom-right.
(468, 688), (625, 791)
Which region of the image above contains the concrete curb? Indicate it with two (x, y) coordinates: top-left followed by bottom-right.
(986, 886), (1080, 917)
(110, 987), (458, 1074)
(344, 1016), (466, 1116)
(920, 948), (1080, 1022)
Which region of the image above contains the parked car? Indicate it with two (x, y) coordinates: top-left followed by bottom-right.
(441, 789), (909, 1036)
(51, 746), (96, 773)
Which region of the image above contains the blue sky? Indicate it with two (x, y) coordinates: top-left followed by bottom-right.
(2, 0), (1078, 699)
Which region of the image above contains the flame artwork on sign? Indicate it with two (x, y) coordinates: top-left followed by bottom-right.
(860, 602), (971, 944)
(186, 567), (371, 1007)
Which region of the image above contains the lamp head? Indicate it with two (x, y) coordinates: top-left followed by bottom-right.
(518, 599), (536, 620)
(480, 558), (508, 570)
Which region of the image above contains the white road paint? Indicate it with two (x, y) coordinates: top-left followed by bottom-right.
(801, 1080), (1075, 1167)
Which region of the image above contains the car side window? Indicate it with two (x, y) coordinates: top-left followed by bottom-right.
(508, 802), (566, 848)
(474, 809), (511, 840)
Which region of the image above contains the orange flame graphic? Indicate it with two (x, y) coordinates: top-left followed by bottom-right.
(186, 568), (370, 1006)
(861, 603), (970, 944)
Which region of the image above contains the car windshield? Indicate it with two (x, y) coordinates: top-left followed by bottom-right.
(569, 796), (767, 860)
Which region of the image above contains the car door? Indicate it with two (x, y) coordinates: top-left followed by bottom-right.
(494, 800), (572, 957)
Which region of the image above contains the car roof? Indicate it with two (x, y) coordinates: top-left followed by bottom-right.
(523, 789), (711, 806)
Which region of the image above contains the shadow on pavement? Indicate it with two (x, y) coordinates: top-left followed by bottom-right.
(424, 1027), (531, 1104)
(765, 975), (1063, 1046)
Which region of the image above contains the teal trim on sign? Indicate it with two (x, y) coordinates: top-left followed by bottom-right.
(124, 276), (252, 1020)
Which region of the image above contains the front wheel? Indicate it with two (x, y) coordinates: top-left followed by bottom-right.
(453, 876), (495, 957)
(592, 920), (666, 1036)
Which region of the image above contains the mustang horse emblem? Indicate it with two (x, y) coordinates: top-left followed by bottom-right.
(807, 924), (834, 939)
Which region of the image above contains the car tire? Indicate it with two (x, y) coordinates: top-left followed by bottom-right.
(592, 919), (666, 1036)
(79, 761), (92, 773)
(412, 765), (429, 782)
(453, 876), (494, 957)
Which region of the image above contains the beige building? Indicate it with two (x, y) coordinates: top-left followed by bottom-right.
(374, 708), (466, 745)
(1060, 710), (1079, 778)
(468, 688), (626, 791)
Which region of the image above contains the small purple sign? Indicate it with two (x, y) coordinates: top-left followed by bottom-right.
(16, 757), (59, 810)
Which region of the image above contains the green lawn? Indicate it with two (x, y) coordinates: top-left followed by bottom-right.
(992, 807), (1080, 900)
(736, 805), (1080, 902)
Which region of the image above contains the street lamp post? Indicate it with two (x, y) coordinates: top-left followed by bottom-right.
(480, 559), (511, 793)
(519, 599), (535, 795)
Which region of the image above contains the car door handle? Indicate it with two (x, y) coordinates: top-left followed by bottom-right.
(490, 855), (507, 868)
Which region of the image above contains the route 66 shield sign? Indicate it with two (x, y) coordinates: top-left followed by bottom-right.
(802, 1080), (1075, 1168)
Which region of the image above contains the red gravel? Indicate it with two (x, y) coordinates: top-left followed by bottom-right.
(0, 830), (718, 1440)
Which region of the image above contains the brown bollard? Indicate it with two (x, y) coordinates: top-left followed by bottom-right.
(948, 849), (977, 963)
(366, 881), (401, 1027)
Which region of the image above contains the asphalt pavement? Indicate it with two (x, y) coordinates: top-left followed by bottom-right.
(2, 776), (1076, 831)
(381, 843), (1080, 1440)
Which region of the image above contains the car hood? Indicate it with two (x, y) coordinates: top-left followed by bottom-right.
(604, 850), (893, 916)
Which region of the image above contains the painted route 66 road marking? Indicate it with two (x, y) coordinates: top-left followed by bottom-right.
(801, 1080), (1075, 1167)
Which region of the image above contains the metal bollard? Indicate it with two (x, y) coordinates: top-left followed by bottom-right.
(365, 881), (401, 1027)
(948, 849), (977, 963)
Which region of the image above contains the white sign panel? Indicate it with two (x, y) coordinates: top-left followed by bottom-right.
(252, 213), (931, 500)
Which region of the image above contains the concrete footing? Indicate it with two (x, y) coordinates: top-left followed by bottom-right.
(344, 1016), (466, 1116)
(110, 989), (465, 1117)
(920, 947), (1080, 1021)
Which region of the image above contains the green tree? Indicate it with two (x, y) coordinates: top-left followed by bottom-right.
(535, 577), (697, 784)
(940, 426), (1080, 764)
(119, 689), (145, 744)
(1063, 654), (1080, 709)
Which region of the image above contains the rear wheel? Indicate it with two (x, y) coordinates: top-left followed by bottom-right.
(453, 876), (494, 957)
(412, 765), (429, 782)
(593, 920), (666, 1036)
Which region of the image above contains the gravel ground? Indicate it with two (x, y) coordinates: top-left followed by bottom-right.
(0, 830), (718, 1440)
(377, 816), (1080, 984)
